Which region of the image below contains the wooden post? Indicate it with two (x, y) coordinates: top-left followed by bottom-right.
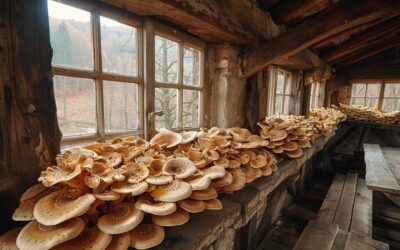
(0, 0), (61, 233)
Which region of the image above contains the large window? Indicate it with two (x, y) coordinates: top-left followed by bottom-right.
(350, 81), (400, 112)
(154, 35), (203, 130)
(274, 68), (293, 114)
(309, 82), (325, 110)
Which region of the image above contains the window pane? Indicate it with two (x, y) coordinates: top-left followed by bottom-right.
(351, 97), (364, 106)
(155, 36), (178, 83)
(183, 47), (201, 86)
(366, 83), (380, 97)
(384, 83), (400, 98)
(276, 71), (285, 94)
(284, 96), (291, 114)
(383, 98), (400, 112)
(365, 98), (378, 108)
(275, 95), (283, 114)
(103, 81), (139, 132)
(53, 76), (96, 137)
(285, 74), (292, 95)
(183, 90), (200, 128)
(100, 17), (138, 76)
(155, 88), (178, 130)
(351, 83), (366, 97)
(48, 0), (93, 70)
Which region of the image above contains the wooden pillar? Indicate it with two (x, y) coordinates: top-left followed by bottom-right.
(0, 0), (61, 233)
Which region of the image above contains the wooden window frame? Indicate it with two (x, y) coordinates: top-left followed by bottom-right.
(349, 79), (400, 112)
(272, 67), (293, 115)
(309, 81), (325, 110)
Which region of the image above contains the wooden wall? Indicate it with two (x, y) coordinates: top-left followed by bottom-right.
(0, 0), (61, 233)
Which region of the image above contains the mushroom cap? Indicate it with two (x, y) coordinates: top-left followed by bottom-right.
(261, 166), (272, 176)
(202, 149), (220, 162)
(194, 159), (207, 169)
(94, 191), (121, 201)
(98, 203), (144, 234)
(204, 198), (223, 210)
(52, 226), (112, 250)
(203, 166), (226, 180)
(111, 181), (148, 196)
(271, 163), (278, 171)
(268, 129), (288, 141)
(227, 127), (252, 142)
(272, 146), (284, 154)
(99, 151), (123, 168)
(187, 149), (202, 161)
(180, 131), (197, 144)
(214, 157), (230, 168)
(197, 138), (216, 150)
(33, 188), (95, 226)
(229, 160), (241, 169)
(272, 140), (284, 146)
(105, 232), (131, 250)
(288, 148), (303, 158)
(124, 147), (143, 162)
(281, 141), (298, 151)
(130, 224), (165, 250)
(297, 139), (311, 148)
(145, 175), (174, 185)
(13, 199), (35, 221)
(148, 159), (165, 176)
(221, 168), (246, 192)
(150, 129), (183, 148)
(191, 187), (218, 200)
(152, 208), (190, 227)
(249, 155), (268, 169)
(242, 166), (258, 183)
(135, 199), (177, 216)
(188, 175), (211, 191)
(177, 199), (206, 213)
(150, 180), (192, 202)
(0, 227), (20, 250)
(16, 218), (84, 250)
(212, 171), (233, 188)
(122, 163), (150, 184)
(20, 183), (48, 202)
(84, 161), (126, 189)
(38, 161), (84, 187)
(163, 158), (196, 179)
(56, 148), (86, 167)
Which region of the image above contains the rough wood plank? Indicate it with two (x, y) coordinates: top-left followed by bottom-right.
(374, 203), (400, 220)
(317, 174), (346, 223)
(284, 203), (317, 222)
(332, 230), (349, 250)
(364, 144), (400, 194)
(373, 226), (400, 243)
(241, 0), (400, 78)
(293, 220), (339, 250)
(350, 178), (372, 236)
(345, 231), (389, 250)
(383, 193), (400, 208)
(381, 147), (400, 183)
(334, 173), (358, 231)
(270, 229), (299, 247)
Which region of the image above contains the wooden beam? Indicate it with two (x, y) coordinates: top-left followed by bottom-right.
(241, 0), (400, 78)
(323, 16), (400, 63)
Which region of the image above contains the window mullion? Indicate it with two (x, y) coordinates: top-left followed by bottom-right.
(178, 43), (184, 129)
(92, 12), (105, 140)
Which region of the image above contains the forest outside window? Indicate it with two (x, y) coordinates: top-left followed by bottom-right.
(309, 82), (325, 110)
(274, 69), (293, 115)
(154, 34), (203, 131)
(48, 0), (142, 143)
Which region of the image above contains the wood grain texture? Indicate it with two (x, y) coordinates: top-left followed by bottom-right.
(381, 147), (400, 183)
(317, 174), (346, 223)
(350, 178), (372, 236)
(345, 231), (389, 250)
(293, 220), (339, 250)
(364, 144), (400, 194)
(333, 173), (358, 231)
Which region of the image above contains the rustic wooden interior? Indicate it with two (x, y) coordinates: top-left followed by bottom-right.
(1, 0), (400, 249)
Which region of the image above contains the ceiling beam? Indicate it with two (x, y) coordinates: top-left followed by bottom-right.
(322, 16), (400, 63)
(241, 0), (400, 78)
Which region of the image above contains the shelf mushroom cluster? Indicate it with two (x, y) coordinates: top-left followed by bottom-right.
(335, 103), (400, 124)
(1, 126), (278, 250)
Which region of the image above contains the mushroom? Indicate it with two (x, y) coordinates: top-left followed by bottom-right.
(84, 162), (126, 189)
(122, 162), (150, 184)
(52, 226), (112, 250)
(268, 129), (288, 141)
(202, 149), (220, 162)
(16, 218), (84, 250)
(163, 158), (196, 179)
(150, 180), (192, 202)
(97, 203), (144, 234)
(287, 148), (303, 158)
(150, 129), (183, 148)
(19, 183), (47, 202)
(191, 187), (218, 200)
(99, 151), (123, 168)
(227, 127), (252, 142)
(105, 232), (131, 250)
(56, 148), (86, 167)
(249, 155), (268, 169)
(178, 199), (206, 213)
(0, 227), (21, 250)
(111, 181), (148, 196)
(203, 166), (226, 179)
(33, 188), (95, 226)
(151, 208), (190, 227)
(94, 191), (121, 201)
(204, 198), (223, 210)
(188, 175), (211, 191)
(282, 141), (298, 151)
(261, 166), (272, 176)
(214, 157), (230, 168)
(135, 198), (177, 216)
(212, 171), (233, 188)
(180, 131), (197, 144)
(130, 224), (165, 250)
(221, 168), (246, 192)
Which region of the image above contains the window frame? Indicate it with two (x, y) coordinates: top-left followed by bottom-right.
(349, 79), (400, 112)
(153, 28), (205, 132)
(270, 67), (293, 115)
(309, 81), (325, 110)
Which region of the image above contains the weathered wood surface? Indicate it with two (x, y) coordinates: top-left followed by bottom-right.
(331, 230), (349, 250)
(293, 220), (339, 250)
(241, 0), (400, 78)
(333, 173), (358, 231)
(0, 0), (61, 233)
(350, 179), (372, 236)
(317, 174), (346, 223)
(364, 144), (400, 194)
(345, 120), (400, 130)
(381, 147), (400, 183)
(344, 231), (389, 250)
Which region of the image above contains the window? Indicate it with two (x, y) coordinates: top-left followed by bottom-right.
(154, 35), (203, 130)
(350, 82), (381, 108)
(382, 83), (400, 112)
(48, 0), (142, 143)
(309, 82), (325, 110)
(274, 68), (293, 114)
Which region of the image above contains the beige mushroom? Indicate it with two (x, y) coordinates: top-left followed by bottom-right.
(130, 224), (165, 250)
(163, 158), (196, 179)
(151, 180), (192, 202)
(111, 181), (148, 196)
(105, 232), (131, 250)
(178, 198), (206, 213)
(203, 166), (226, 179)
(150, 129), (183, 148)
(191, 187), (218, 200)
(98, 203), (144, 234)
(152, 208), (190, 227)
(212, 171), (233, 188)
(122, 163), (150, 184)
(204, 198), (223, 210)
(52, 226), (112, 250)
(0, 227), (20, 250)
(135, 198), (177, 216)
(188, 175), (211, 191)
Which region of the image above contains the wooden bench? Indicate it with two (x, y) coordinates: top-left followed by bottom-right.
(294, 173), (389, 250)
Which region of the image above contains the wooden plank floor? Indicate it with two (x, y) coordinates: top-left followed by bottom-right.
(317, 174), (346, 223)
(333, 173), (358, 231)
(350, 178), (372, 236)
(293, 220), (339, 250)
